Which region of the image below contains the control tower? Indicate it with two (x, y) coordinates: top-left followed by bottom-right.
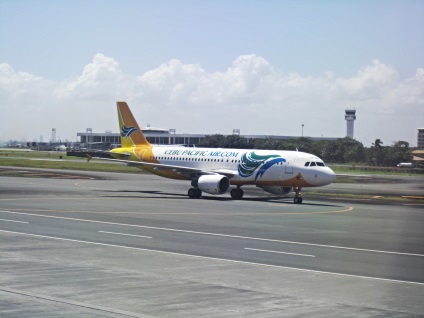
(345, 109), (356, 138)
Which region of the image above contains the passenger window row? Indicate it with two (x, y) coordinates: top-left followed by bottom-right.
(150, 156), (242, 163)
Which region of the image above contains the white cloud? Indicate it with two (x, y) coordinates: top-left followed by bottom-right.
(54, 54), (134, 100)
(0, 63), (54, 101)
(388, 68), (424, 105)
(332, 59), (398, 101)
(0, 54), (423, 145)
(136, 59), (207, 107)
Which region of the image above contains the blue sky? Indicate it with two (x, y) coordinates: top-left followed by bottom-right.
(1, 0), (423, 146)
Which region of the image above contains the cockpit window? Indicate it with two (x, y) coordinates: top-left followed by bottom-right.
(305, 161), (327, 167)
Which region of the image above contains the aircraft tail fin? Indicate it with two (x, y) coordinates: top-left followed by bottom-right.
(116, 101), (150, 147)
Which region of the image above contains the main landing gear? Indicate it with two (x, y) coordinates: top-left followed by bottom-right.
(188, 179), (202, 199)
(188, 187), (202, 199)
(230, 186), (244, 200)
(293, 187), (303, 204)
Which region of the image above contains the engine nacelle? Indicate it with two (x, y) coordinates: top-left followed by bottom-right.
(260, 186), (292, 195)
(197, 175), (230, 195)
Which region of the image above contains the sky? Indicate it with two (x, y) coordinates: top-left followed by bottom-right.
(0, 0), (423, 147)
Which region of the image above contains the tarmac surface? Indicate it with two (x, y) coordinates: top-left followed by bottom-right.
(1, 167), (424, 317)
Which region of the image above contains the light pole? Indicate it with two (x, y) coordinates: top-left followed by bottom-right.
(301, 124), (304, 137)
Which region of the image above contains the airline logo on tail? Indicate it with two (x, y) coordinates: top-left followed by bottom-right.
(121, 125), (138, 138)
(117, 101), (151, 147)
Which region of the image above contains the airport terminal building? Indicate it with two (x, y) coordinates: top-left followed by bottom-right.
(76, 127), (337, 149)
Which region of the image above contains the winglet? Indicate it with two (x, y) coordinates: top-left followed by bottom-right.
(116, 101), (151, 147)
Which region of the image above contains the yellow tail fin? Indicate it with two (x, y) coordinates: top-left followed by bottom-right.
(116, 101), (150, 147)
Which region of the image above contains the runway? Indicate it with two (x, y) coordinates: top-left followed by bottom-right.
(1, 167), (424, 317)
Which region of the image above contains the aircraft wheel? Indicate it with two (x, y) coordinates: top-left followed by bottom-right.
(188, 188), (202, 199)
(194, 188), (202, 198)
(230, 189), (237, 199)
(294, 197), (303, 204)
(188, 188), (196, 198)
(230, 188), (244, 199)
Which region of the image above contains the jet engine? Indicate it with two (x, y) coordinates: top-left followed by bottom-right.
(197, 175), (230, 195)
(260, 186), (292, 195)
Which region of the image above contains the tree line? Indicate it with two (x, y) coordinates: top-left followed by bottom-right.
(197, 135), (413, 166)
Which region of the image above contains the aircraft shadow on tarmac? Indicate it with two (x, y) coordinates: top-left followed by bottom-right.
(98, 189), (341, 207)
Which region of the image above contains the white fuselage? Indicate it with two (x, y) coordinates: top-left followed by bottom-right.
(148, 147), (336, 188)
(111, 101), (335, 202)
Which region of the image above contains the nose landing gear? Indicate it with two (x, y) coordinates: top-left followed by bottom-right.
(293, 187), (303, 204)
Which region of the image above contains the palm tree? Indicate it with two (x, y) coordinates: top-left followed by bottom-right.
(373, 139), (383, 150)
(372, 139), (383, 165)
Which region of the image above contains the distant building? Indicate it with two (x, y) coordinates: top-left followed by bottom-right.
(76, 128), (337, 150)
(77, 128), (205, 149)
(345, 109), (356, 138)
(412, 149), (424, 167)
(417, 128), (424, 149)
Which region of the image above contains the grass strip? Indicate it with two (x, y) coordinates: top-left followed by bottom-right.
(0, 157), (142, 173)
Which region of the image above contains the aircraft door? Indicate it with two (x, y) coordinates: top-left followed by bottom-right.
(285, 154), (296, 174)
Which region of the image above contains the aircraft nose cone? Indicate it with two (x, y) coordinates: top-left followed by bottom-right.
(317, 168), (336, 185)
(327, 168), (336, 183)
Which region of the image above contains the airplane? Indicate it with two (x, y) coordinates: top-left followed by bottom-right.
(90, 101), (336, 204)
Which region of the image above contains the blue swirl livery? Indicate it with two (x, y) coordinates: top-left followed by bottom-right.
(121, 125), (138, 138)
(238, 151), (286, 180)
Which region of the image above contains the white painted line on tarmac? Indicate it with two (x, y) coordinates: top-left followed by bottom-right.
(245, 247), (315, 258)
(1, 229), (423, 286)
(0, 287), (144, 318)
(98, 231), (152, 239)
(0, 218), (29, 224)
(1, 209), (424, 258)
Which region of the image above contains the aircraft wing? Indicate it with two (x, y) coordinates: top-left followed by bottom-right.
(89, 157), (238, 179)
(67, 150), (130, 160)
